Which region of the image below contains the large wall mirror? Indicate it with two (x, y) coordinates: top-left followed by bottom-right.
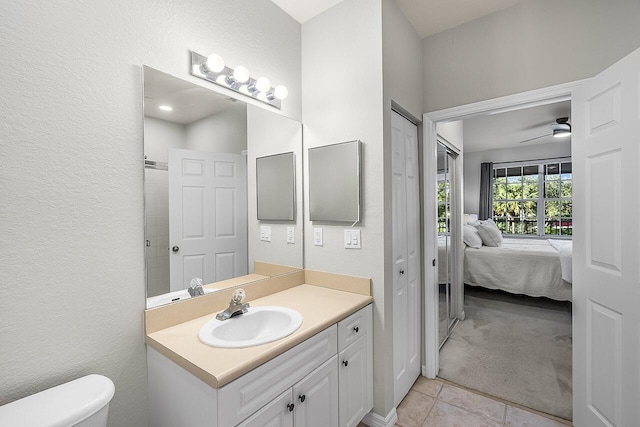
(143, 66), (303, 308)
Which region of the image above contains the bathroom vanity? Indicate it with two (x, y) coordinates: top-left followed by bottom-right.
(145, 272), (373, 427)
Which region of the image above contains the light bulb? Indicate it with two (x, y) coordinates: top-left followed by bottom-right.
(233, 66), (250, 83)
(205, 54), (225, 73)
(255, 77), (271, 93)
(159, 105), (173, 111)
(274, 85), (288, 100)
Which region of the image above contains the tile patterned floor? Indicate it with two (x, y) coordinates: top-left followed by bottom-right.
(389, 377), (573, 427)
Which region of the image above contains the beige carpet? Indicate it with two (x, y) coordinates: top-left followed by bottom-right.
(438, 286), (572, 421)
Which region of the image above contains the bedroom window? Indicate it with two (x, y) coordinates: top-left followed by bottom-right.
(492, 160), (572, 237)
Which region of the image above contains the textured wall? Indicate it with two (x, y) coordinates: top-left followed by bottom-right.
(381, 0), (424, 415)
(302, 0), (389, 416)
(185, 105), (248, 154)
(422, 0), (640, 112)
(247, 105), (304, 271)
(0, 1), (300, 425)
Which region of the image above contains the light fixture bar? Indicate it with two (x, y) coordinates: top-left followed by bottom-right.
(190, 51), (283, 109)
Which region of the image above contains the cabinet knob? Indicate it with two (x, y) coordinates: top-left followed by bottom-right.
(343, 360), (349, 367)
(399, 269), (405, 275)
(172, 245), (180, 253)
(287, 403), (295, 412)
(353, 326), (359, 333)
(298, 394), (306, 403)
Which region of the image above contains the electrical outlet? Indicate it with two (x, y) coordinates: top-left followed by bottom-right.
(314, 228), (323, 246)
(260, 225), (271, 242)
(286, 227), (295, 244)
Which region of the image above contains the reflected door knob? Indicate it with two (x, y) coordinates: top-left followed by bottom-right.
(172, 246), (180, 252)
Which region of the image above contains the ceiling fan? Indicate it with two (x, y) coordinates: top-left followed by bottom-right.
(518, 117), (572, 144)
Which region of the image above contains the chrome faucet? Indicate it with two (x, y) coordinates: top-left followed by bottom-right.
(188, 277), (205, 297)
(216, 288), (250, 321)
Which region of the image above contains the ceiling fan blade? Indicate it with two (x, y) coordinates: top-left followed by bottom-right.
(518, 134), (550, 144)
(520, 120), (551, 131)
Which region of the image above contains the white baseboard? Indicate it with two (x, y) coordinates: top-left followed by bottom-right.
(361, 407), (398, 427)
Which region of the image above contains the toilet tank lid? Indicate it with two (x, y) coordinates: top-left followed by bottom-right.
(0, 374), (115, 427)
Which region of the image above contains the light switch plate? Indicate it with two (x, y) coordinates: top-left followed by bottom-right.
(286, 227), (295, 244)
(314, 228), (323, 246)
(344, 229), (361, 249)
(260, 225), (271, 242)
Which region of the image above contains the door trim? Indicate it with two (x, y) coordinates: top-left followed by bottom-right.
(421, 79), (587, 378)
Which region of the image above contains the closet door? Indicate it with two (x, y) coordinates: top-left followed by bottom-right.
(391, 111), (421, 406)
(437, 142), (459, 348)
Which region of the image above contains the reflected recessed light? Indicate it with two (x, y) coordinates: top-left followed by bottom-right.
(159, 105), (173, 111)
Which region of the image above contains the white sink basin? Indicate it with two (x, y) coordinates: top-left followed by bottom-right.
(198, 306), (303, 348)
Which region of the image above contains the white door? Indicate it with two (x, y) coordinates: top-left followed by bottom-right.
(573, 47), (640, 426)
(293, 356), (339, 427)
(169, 149), (247, 291)
(391, 111), (421, 406)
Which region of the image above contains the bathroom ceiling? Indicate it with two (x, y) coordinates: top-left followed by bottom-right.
(143, 68), (238, 125)
(462, 101), (571, 153)
(270, 0), (525, 37)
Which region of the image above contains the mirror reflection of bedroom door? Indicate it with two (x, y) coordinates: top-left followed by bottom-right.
(437, 141), (459, 348)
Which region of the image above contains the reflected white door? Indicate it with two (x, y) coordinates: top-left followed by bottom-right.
(169, 149), (247, 291)
(392, 111), (421, 406)
(573, 47), (640, 426)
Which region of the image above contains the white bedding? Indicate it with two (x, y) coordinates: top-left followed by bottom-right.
(464, 237), (572, 301)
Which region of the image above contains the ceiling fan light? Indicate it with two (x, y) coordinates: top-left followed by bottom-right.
(553, 129), (571, 138)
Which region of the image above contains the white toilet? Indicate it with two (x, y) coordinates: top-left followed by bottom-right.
(0, 374), (115, 427)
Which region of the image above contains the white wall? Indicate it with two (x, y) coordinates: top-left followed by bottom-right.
(0, 1), (301, 425)
(437, 120), (463, 151)
(463, 141), (572, 214)
(143, 117), (186, 163)
(381, 0), (424, 414)
(302, 0), (389, 416)
(247, 105), (303, 270)
(422, 0), (640, 112)
(185, 104), (248, 154)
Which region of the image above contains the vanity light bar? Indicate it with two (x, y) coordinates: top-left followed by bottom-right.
(189, 51), (286, 109)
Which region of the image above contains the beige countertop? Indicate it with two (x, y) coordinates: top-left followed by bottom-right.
(145, 284), (373, 388)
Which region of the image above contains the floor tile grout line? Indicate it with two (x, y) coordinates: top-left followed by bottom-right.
(437, 377), (572, 426)
(435, 383), (506, 424)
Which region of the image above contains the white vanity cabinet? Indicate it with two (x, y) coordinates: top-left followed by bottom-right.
(147, 304), (372, 427)
(238, 355), (339, 427)
(337, 304), (373, 427)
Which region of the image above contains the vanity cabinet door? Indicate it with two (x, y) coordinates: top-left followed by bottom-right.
(237, 389), (294, 427)
(338, 307), (373, 427)
(293, 355), (339, 427)
(338, 336), (370, 427)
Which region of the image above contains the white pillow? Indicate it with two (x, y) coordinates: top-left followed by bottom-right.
(476, 220), (503, 247)
(463, 224), (483, 249)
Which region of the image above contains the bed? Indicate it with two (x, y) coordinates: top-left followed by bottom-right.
(463, 237), (572, 301)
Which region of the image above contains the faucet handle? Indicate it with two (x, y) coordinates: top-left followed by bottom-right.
(231, 288), (246, 304)
(188, 277), (205, 297)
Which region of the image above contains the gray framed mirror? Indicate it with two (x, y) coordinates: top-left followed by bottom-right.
(256, 152), (295, 221)
(143, 66), (303, 308)
(308, 140), (361, 222)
